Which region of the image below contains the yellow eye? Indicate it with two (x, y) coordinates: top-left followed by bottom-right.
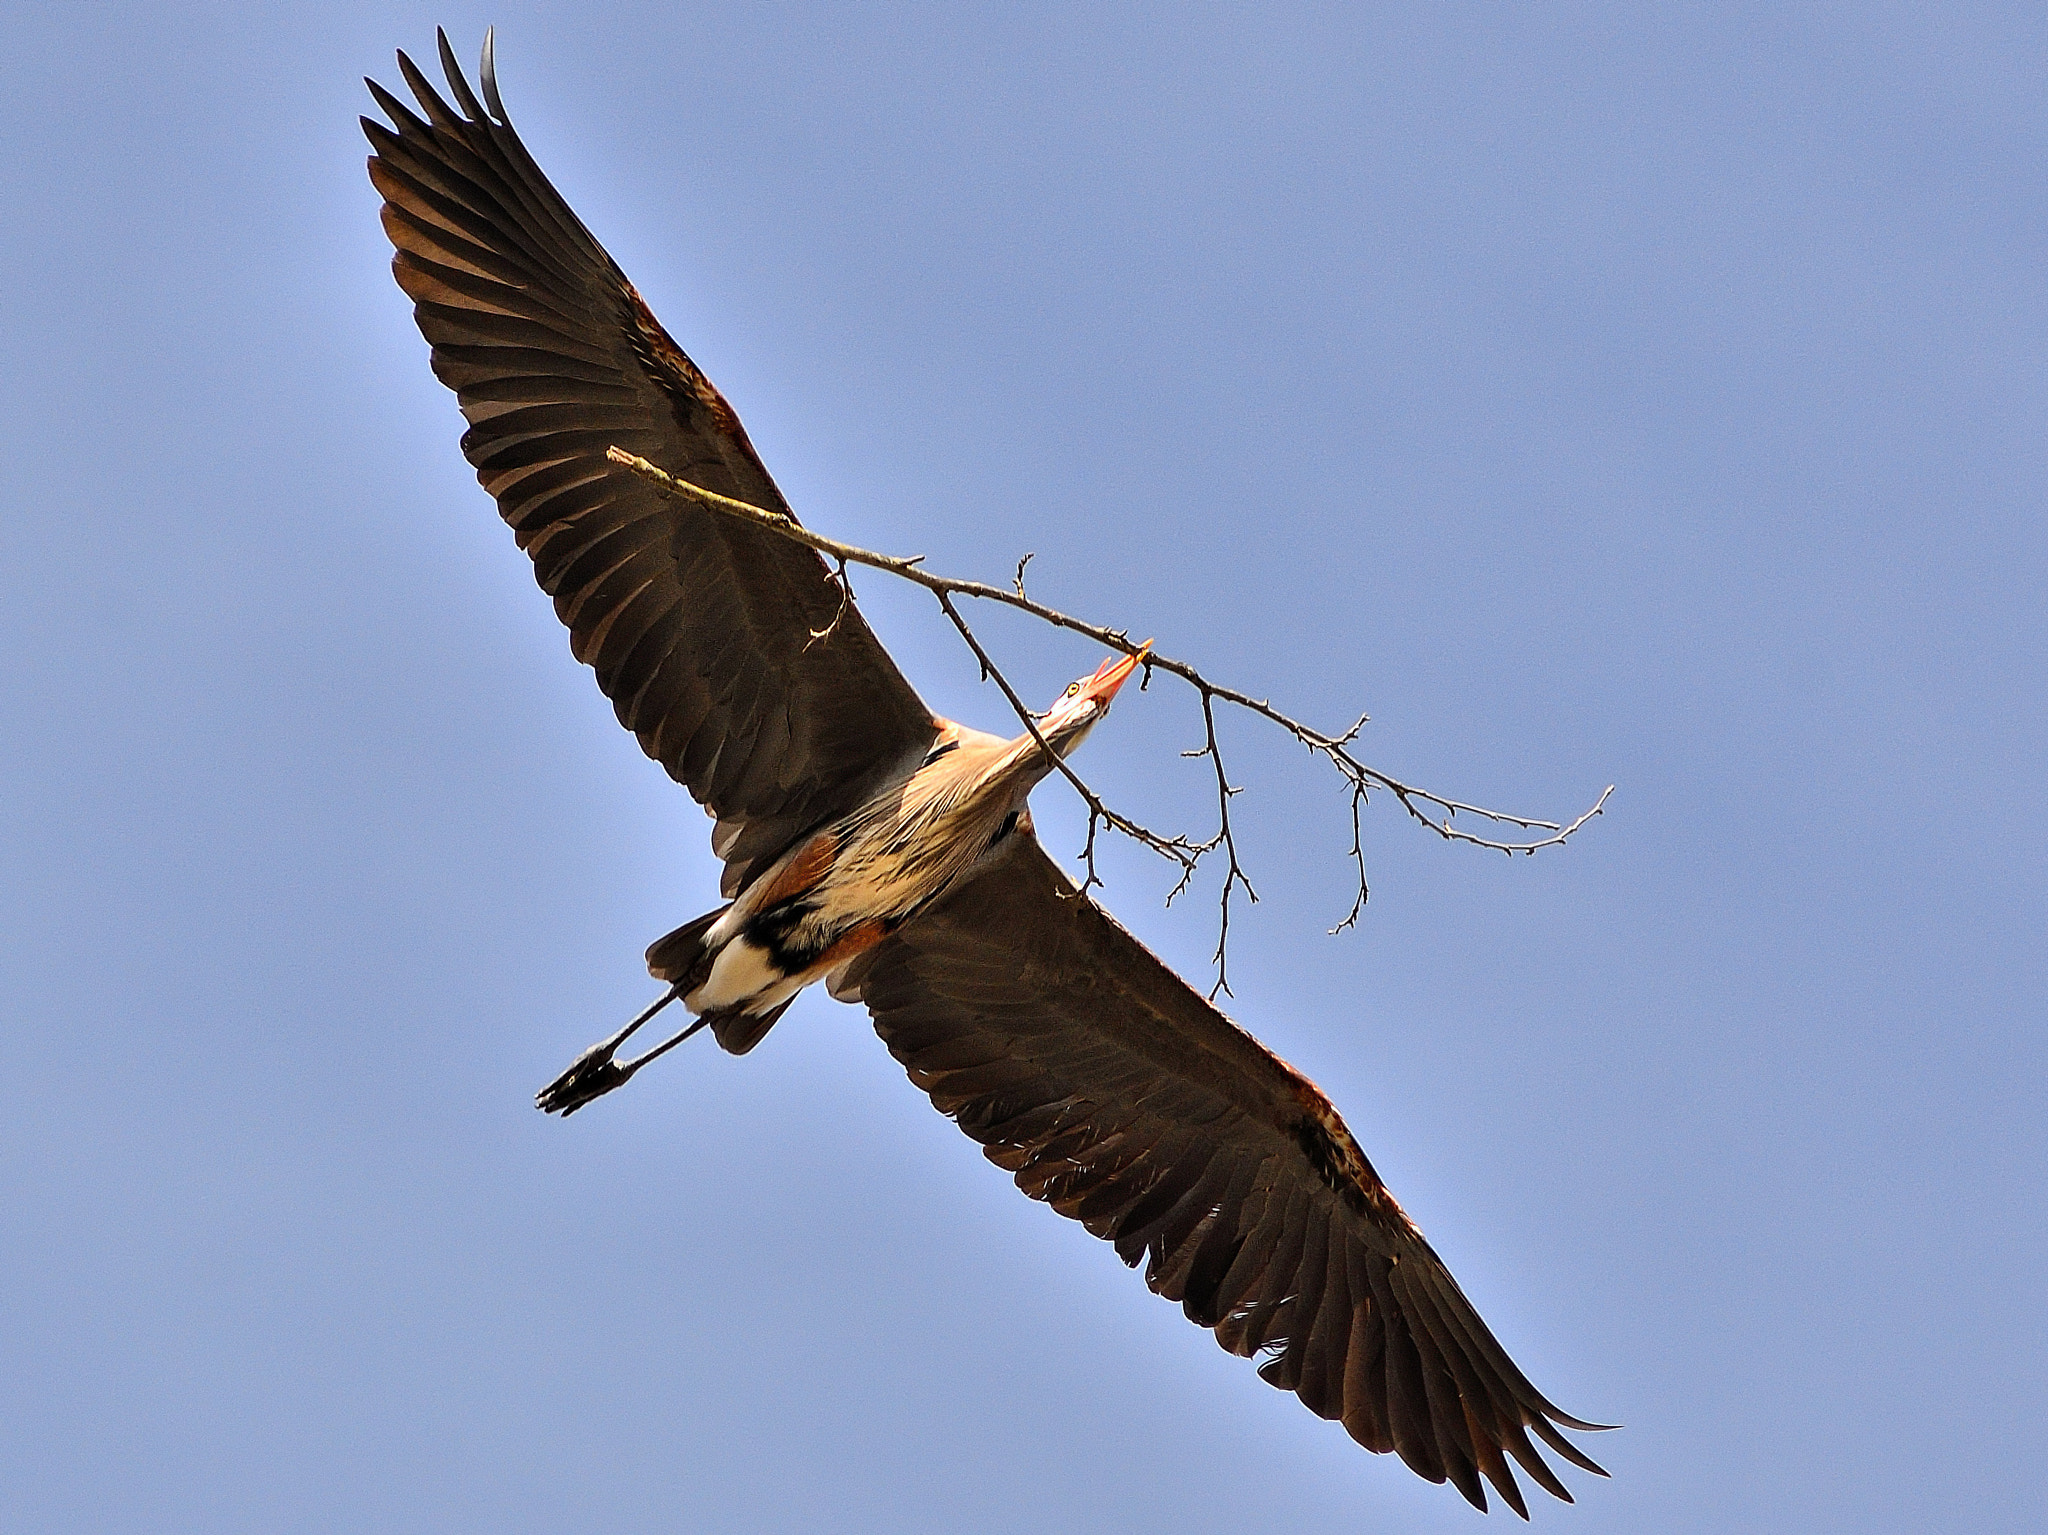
(1065, 683), (1081, 697)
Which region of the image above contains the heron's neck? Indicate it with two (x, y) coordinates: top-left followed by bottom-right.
(987, 724), (1082, 797)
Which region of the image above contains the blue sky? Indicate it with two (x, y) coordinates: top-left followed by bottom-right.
(5, 5), (2042, 1531)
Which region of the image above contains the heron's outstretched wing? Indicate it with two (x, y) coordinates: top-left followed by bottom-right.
(364, 32), (937, 892)
(850, 834), (1610, 1517)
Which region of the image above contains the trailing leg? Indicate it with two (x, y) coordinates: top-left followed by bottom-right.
(535, 984), (685, 1115)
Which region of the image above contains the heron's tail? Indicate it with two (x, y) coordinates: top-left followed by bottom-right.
(645, 904), (799, 1055)
(644, 905), (730, 988)
(700, 996), (796, 1056)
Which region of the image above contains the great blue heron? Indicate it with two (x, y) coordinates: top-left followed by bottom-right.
(364, 31), (1610, 1516)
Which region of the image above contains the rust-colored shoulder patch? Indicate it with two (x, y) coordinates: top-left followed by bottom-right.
(621, 281), (752, 445)
(1290, 1079), (1419, 1234)
(812, 917), (892, 973)
(758, 830), (839, 908)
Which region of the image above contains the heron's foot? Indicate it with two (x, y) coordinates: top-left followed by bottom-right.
(535, 1039), (637, 1116)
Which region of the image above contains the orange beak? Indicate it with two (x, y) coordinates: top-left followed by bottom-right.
(1083, 640), (1151, 705)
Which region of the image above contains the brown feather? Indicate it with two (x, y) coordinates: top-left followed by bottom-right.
(857, 831), (1607, 1508)
(371, 34), (1609, 1514)
(364, 37), (938, 897)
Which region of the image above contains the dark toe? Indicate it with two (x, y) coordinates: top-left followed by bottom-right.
(536, 1056), (632, 1115)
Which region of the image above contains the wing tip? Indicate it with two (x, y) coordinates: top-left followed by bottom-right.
(1529, 1412), (1612, 1478)
(1538, 1402), (1621, 1437)
(480, 26), (508, 123)
(435, 27), (489, 123)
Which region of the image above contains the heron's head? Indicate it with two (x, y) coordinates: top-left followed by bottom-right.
(1037, 642), (1150, 756)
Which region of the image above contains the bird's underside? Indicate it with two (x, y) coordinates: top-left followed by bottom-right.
(365, 30), (1611, 1516)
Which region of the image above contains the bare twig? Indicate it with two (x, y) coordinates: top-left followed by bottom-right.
(1186, 688), (1256, 998)
(1331, 785), (1370, 937)
(805, 555), (855, 649)
(931, 588), (1205, 899)
(609, 448), (1612, 983)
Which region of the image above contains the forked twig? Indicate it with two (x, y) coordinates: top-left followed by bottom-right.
(609, 448), (1612, 987)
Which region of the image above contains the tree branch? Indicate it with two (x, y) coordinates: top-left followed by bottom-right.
(608, 448), (1612, 985)
(1183, 687), (1256, 998)
(931, 587), (1207, 900)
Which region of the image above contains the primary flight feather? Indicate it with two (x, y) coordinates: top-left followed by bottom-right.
(364, 30), (1609, 1516)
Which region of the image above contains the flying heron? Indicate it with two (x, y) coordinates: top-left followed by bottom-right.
(364, 31), (1610, 1516)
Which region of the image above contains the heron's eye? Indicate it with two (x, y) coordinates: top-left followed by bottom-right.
(1065, 683), (1081, 698)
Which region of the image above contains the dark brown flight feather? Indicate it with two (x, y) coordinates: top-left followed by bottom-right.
(364, 28), (936, 894)
(366, 31), (1611, 1516)
(844, 833), (1608, 1516)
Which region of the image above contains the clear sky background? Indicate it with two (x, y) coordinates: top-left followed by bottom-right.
(5, 5), (2042, 1532)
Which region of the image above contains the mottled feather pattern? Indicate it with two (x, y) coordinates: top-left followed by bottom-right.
(734, 734), (1034, 968)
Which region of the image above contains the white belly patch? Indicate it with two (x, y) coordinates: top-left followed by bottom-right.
(688, 938), (784, 1014)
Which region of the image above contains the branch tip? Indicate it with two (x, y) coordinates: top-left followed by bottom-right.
(607, 445), (1611, 982)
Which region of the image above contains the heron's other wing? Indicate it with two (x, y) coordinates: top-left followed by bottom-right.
(850, 834), (1609, 1517)
(364, 32), (937, 893)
